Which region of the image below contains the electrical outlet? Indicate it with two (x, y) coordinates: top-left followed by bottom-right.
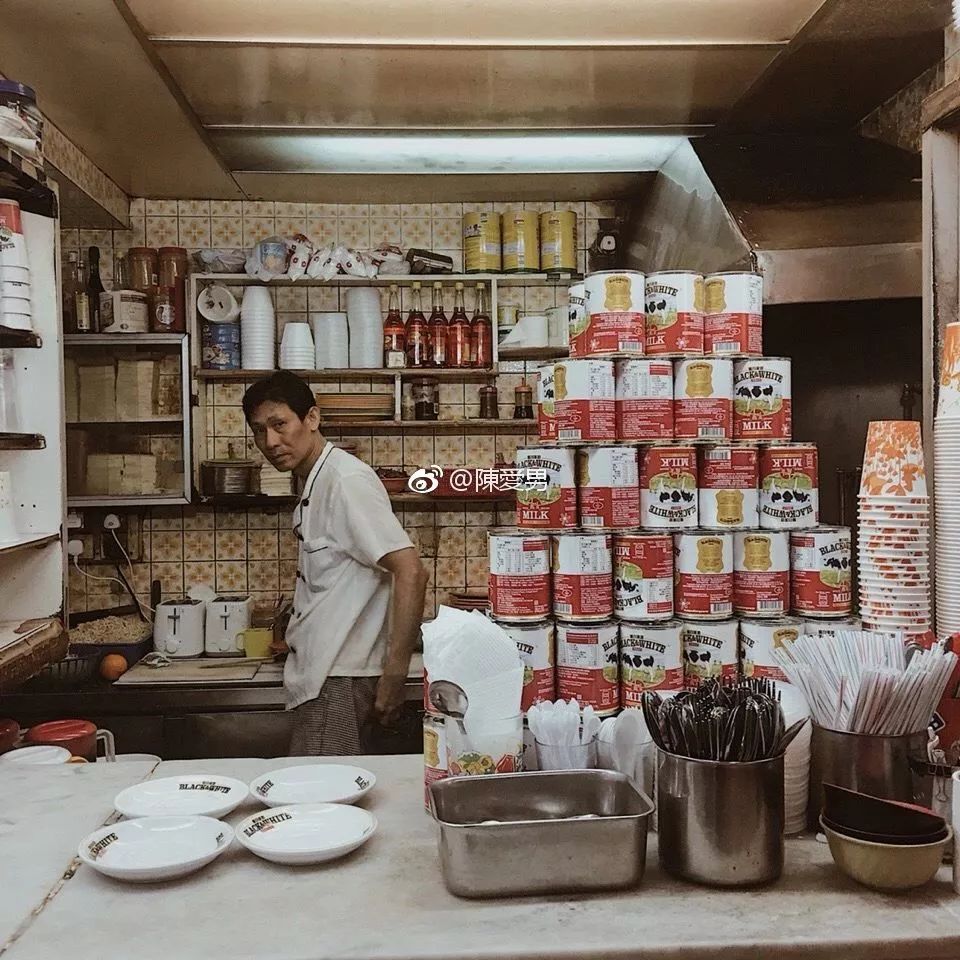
(104, 514), (122, 530)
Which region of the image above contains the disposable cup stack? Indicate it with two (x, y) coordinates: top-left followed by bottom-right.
(345, 288), (384, 369)
(240, 286), (276, 370)
(857, 420), (931, 636)
(278, 321), (315, 370)
(935, 322), (960, 636)
(312, 311), (349, 369)
(0, 198), (32, 331)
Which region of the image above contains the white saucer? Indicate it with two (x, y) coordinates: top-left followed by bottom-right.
(114, 774), (249, 819)
(0, 745), (70, 765)
(250, 764), (375, 807)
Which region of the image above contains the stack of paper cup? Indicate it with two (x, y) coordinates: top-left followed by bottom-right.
(345, 287), (384, 369)
(279, 322), (316, 370)
(0, 199), (31, 331)
(312, 311), (349, 369)
(240, 286), (276, 370)
(858, 420), (931, 636)
(935, 322), (960, 636)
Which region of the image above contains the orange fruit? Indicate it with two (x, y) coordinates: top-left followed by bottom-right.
(99, 654), (128, 681)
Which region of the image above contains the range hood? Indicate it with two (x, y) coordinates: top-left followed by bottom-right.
(624, 135), (922, 304)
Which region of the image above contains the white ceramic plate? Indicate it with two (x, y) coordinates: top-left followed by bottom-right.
(236, 802), (377, 865)
(79, 816), (233, 883)
(114, 774), (249, 819)
(1, 745), (70, 765)
(250, 764), (376, 807)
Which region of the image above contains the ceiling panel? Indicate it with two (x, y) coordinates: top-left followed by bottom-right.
(128, 0), (827, 46)
(157, 45), (779, 129)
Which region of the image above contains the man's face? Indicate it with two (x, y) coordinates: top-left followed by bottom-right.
(248, 400), (320, 472)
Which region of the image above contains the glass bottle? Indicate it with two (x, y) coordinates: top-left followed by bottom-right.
(86, 246), (105, 333)
(447, 282), (472, 368)
(74, 254), (91, 333)
(404, 281), (430, 368)
(114, 252), (129, 290)
(428, 281), (448, 368)
(62, 251), (78, 333)
(383, 284), (406, 368)
(471, 283), (493, 369)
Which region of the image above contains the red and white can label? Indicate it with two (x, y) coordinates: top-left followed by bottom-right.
(704, 272), (763, 356)
(674, 359), (733, 441)
(759, 444), (819, 530)
(620, 620), (684, 705)
(515, 446), (577, 530)
(615, 358), (674, 441)
(580, 270), (646, 357)
(698, 445), (759, 529)
(790, 526), (852, 616)
(488, 532), (551, 620)
(613, 532), (674, 621)
(682, 620), (738, 689)
(645, 271), (704, 356)
(552, 533), (613, 620)
(557, 620), (620, 714)
(640, 445), (698, 528)
(576, 446), (640, 529)
(740, 617), (804, 683)
(674, 531), (734, 620)
(733, 358), (792, 441)
(499, 620), (556, 712)
(537, 363), (557, 443)
(554, 359), (616, 443)
(423, 714), (448, 809)
(733, 530), (789, 617)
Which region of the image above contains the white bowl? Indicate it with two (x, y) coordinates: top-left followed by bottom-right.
(78, 816), (233, 883)
(250, 763), (376, 807)
(235, 803), (377, 865)
(1, 744), (70, 764)
(1, 311), (32, 331)
(0, 265), (29, 282)
(114, 774), (250, 818)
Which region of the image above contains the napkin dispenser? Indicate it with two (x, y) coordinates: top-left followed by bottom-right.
(205, 595), (253, 657)
(153, 599), (205, 658)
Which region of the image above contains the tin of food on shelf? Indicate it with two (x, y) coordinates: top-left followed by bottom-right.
(674, 358), (733, 442)
(613, 531), (674, 622)
(790, 526), (853, 617)
(551, 532), (613, 621)
(498, 619), (556, 713)
(703, 272), (763, 357)
(733, 358), (792, 441)
(556, 619), (620, 716)
(759, 443), (819, 530)
(423, 715), (448, 809)
(698, 444), (759, 529)
(463, 212), (502, 273)
(501, 210), (540, 273)
(515, 446), (577, 530)
(615, 358), (674, 441)
(553, 359), (616, 444)
(733, 529), (790, 618)
(682, 619), (738, 688)
(576, 445), (641, 529)
(640, 444), (698, 529)
(578, 270), (646, 357)
(537, 363), (557, 443)
(739, 616), (805, 683)
(644, 271), (705, 357)
(488, 529), (551, 620)
(540, 210), (578, 272)
(620, 619), (684, 705)
(674, 530), (734, 620)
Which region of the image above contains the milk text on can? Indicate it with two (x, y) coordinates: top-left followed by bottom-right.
(423, 715), (448, 809)
(613, 532), (674, 621)
(537, 363), (557, 443)
(540, 210), (578, 272)
(498, 620), (556, 712)
(620, 619), (684, 705)
(462, 212), (502, 273)
(580, 270), (646, 357)
(733, 530), (790, 617)
(698, 445), (759, 529)
(733, 358), (792, 441)
(740, 616), (804, 683)
(674, 358), (733, 441)
(488, 530), (551, 620)
(674, 530), (734, 620)
(759, 443), (819, 529)
(556, 619), (620, 716)
(704, 272), (763, 357)
(576, 446), (640, 529)
(515, 446), (577, 530)
(615, 358), (674, 441)
(640, 444), (698, 528)
(682, 619), (738, 689)
(501, 210), (539, 272)
(645, 271), (705, 357)
(554, 359), (616, 444)
(791, 526), (853, 616)
(552, 533), (613, 621)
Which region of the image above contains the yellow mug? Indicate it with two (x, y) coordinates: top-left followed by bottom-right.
(242, 627), (274, 659)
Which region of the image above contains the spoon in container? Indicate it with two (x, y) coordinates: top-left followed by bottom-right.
(428, 679), (469, 737)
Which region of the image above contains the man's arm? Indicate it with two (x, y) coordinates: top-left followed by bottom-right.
(374, 546), (429, 721)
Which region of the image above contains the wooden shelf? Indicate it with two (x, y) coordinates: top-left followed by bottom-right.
(194, 367), (496, 383)
(191, 272), (580, 288)
(323, 419), (535, 429)
(64, 333), (187, 345)
(390, 493), (516, 504)
(0, 618), (67, 694)
(198, 492), (514, 508)
(0, 326), (41, 348)
(67, 494), (191, 507)
(0, 532), (59, 558)
(0, 433), (45, 450)
(67, 416), (183, 425)
(499, 346), (569, 361)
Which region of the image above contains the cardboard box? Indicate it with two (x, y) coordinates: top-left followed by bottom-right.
(63, 357), (79, 422)
(78, 363), (117, 421)
(115, 359), (157, 420)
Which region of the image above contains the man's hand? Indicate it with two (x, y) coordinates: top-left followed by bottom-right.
(374, 673), (407, 725)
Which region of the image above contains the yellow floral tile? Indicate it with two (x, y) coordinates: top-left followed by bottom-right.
(466, 508), (496, 526)
(401, 504), (436, 527)
(339, 219), (370, 249)
(276, 287), (308, 312)
(523, 201), (555, 212)
(146, 199), (178, 217)
(216, 530), (246, 560)
(150, 531), (184, 562)
(248, 560), (280, 592)
(214, 438), (247, 459)
(338, 203), (370, 219)
(307, 286), (340, 310)
(184, 530), (215, 561)
(280, 559), (298, 592)
(403, 435), (434, 468)
(79, 228), (113, 250)
(214, 383), (244, 405)
(435, 556), (466, 588)
(401, 203), (431, 219)
(243, 200), (275, 218)
(247, 508), (281, 529)
(431, 202), (462, 219)
(146, 216), (178, 247)
(247, 529), (279, 560)
(524, 287), (556, 312)
(211, 217), (243, 247)
(372, 435), (402, 466)
(438, 526), (466, 557)
(498, 507), (518, 526)
(305, 218), (337, 246)
(213, 406), (245, 437)
(178, 216), (211, 248)
(465, 434), (495, 467)
(215, 509), (246, 530)
(369, 204), (401, 219)
(497, 286), (523, 308)
(585, 201), (615, 219)
(279, 529), (299, 560)
(401, 218), (431, 248)
(275, 201), (307, 219)
(183, 507), (216, 530)
(149, 507), (183, 531)
(307, 203), (338, 217)
(436, 435), (466, 465)
(432, 220), (461, 249)
(277, 216), (307, 237)
(243, 217), (277, 247)
(462, 201), (494, 213)
(439, 384), (465, 405)
(211, 200), (242, 217)
(495, 432), (524, 463)
(437, 509), (466, 526)
(179, 199), (211, 217)
(341, 435), (373, 462)
(215, 561), (248, 593)
(129, 198), (146, 217)
(151, 561), (185, 595)
(423, 590), (437, 619)
(465, 527), (487, 556)
(466, 556), (488, 588)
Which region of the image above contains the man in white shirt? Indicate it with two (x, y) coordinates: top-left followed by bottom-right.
(243, 372), (429, 755)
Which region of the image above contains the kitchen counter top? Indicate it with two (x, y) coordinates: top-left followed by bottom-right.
(5, 755), (960, 960)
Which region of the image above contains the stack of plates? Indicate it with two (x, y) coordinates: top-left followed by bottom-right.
(447, 590), (489, 611)
(0, 198), (31, 331)
(315, 393), (394, 422)
(260, 461), (293, 497)
(312, 311), (349, 369)
(936, 321), (960, 636)
(857, 420), (931, 636)
(345, 288), (383, 368)
(279, 321), (316, 370)
(241, 286), (276, 370)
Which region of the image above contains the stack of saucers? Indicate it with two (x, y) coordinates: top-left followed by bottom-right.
(857, 420), (931, 636)
(935, 321), (960, 636)
(279, 322), (315, 370)
(0, 198), (31, 331)
(240, 286), (276, 370)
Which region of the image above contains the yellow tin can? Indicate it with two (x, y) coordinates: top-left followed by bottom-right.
(502, 210), (540, 273)
(463, 212), (502, 273)
(540, 210), (578, 271)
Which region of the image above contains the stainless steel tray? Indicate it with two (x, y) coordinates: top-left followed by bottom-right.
(429, 769), (654, 898)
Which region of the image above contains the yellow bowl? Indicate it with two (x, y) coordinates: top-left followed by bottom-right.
(820, 815), (952, 891)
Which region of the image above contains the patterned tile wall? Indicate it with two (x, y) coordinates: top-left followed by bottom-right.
(64, 198), (615, 618)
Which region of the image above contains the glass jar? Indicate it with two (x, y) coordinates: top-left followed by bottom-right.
(412, 378), (438, 421)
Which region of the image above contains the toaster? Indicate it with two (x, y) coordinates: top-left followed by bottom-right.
(205, 595), (253, 657)
(153, 598), (205, 658)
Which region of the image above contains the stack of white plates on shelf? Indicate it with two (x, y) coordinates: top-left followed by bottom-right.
(279, 321), (316, 370)
(857, 419), (932, 636)
(345, 288), (383, 368)
(935, 321), (960, 636)
(240, 286), (276, 370)
(312, 311), (349, 369)
(0, 198), (31, 331)
(260, 461), (294, 497)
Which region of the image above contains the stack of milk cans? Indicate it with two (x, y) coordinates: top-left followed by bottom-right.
(489, 268), (857, 722)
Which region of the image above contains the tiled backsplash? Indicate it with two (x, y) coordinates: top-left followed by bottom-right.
(64, 197), (614, 619)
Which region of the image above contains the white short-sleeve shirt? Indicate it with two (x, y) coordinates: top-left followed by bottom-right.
(283, 442), (413, 709)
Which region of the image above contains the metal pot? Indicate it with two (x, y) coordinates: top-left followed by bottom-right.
(200, 460), (261, 496)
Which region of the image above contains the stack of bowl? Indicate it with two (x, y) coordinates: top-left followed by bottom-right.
(279, 321), (316, 370)
(0, 198), (31, 331)
(240, 286), (276, 370)
(820, 782), (951, 891)
(935, 321), (960, 635)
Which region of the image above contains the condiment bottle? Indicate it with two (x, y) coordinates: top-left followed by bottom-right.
(479, 385), (499, 419)
(514, 382), (534, 419)
(412, 378), (438, 421)
(383, 284), (406, 368)
(447, 282), (472, 368)
(471, 282), (493, 369)
(62, 251), (78, 333)
(404, 281), (430, 368)
(86, 246), (105, 333)
(74, 254), (91, 333)
(428, 281), (448, 368)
